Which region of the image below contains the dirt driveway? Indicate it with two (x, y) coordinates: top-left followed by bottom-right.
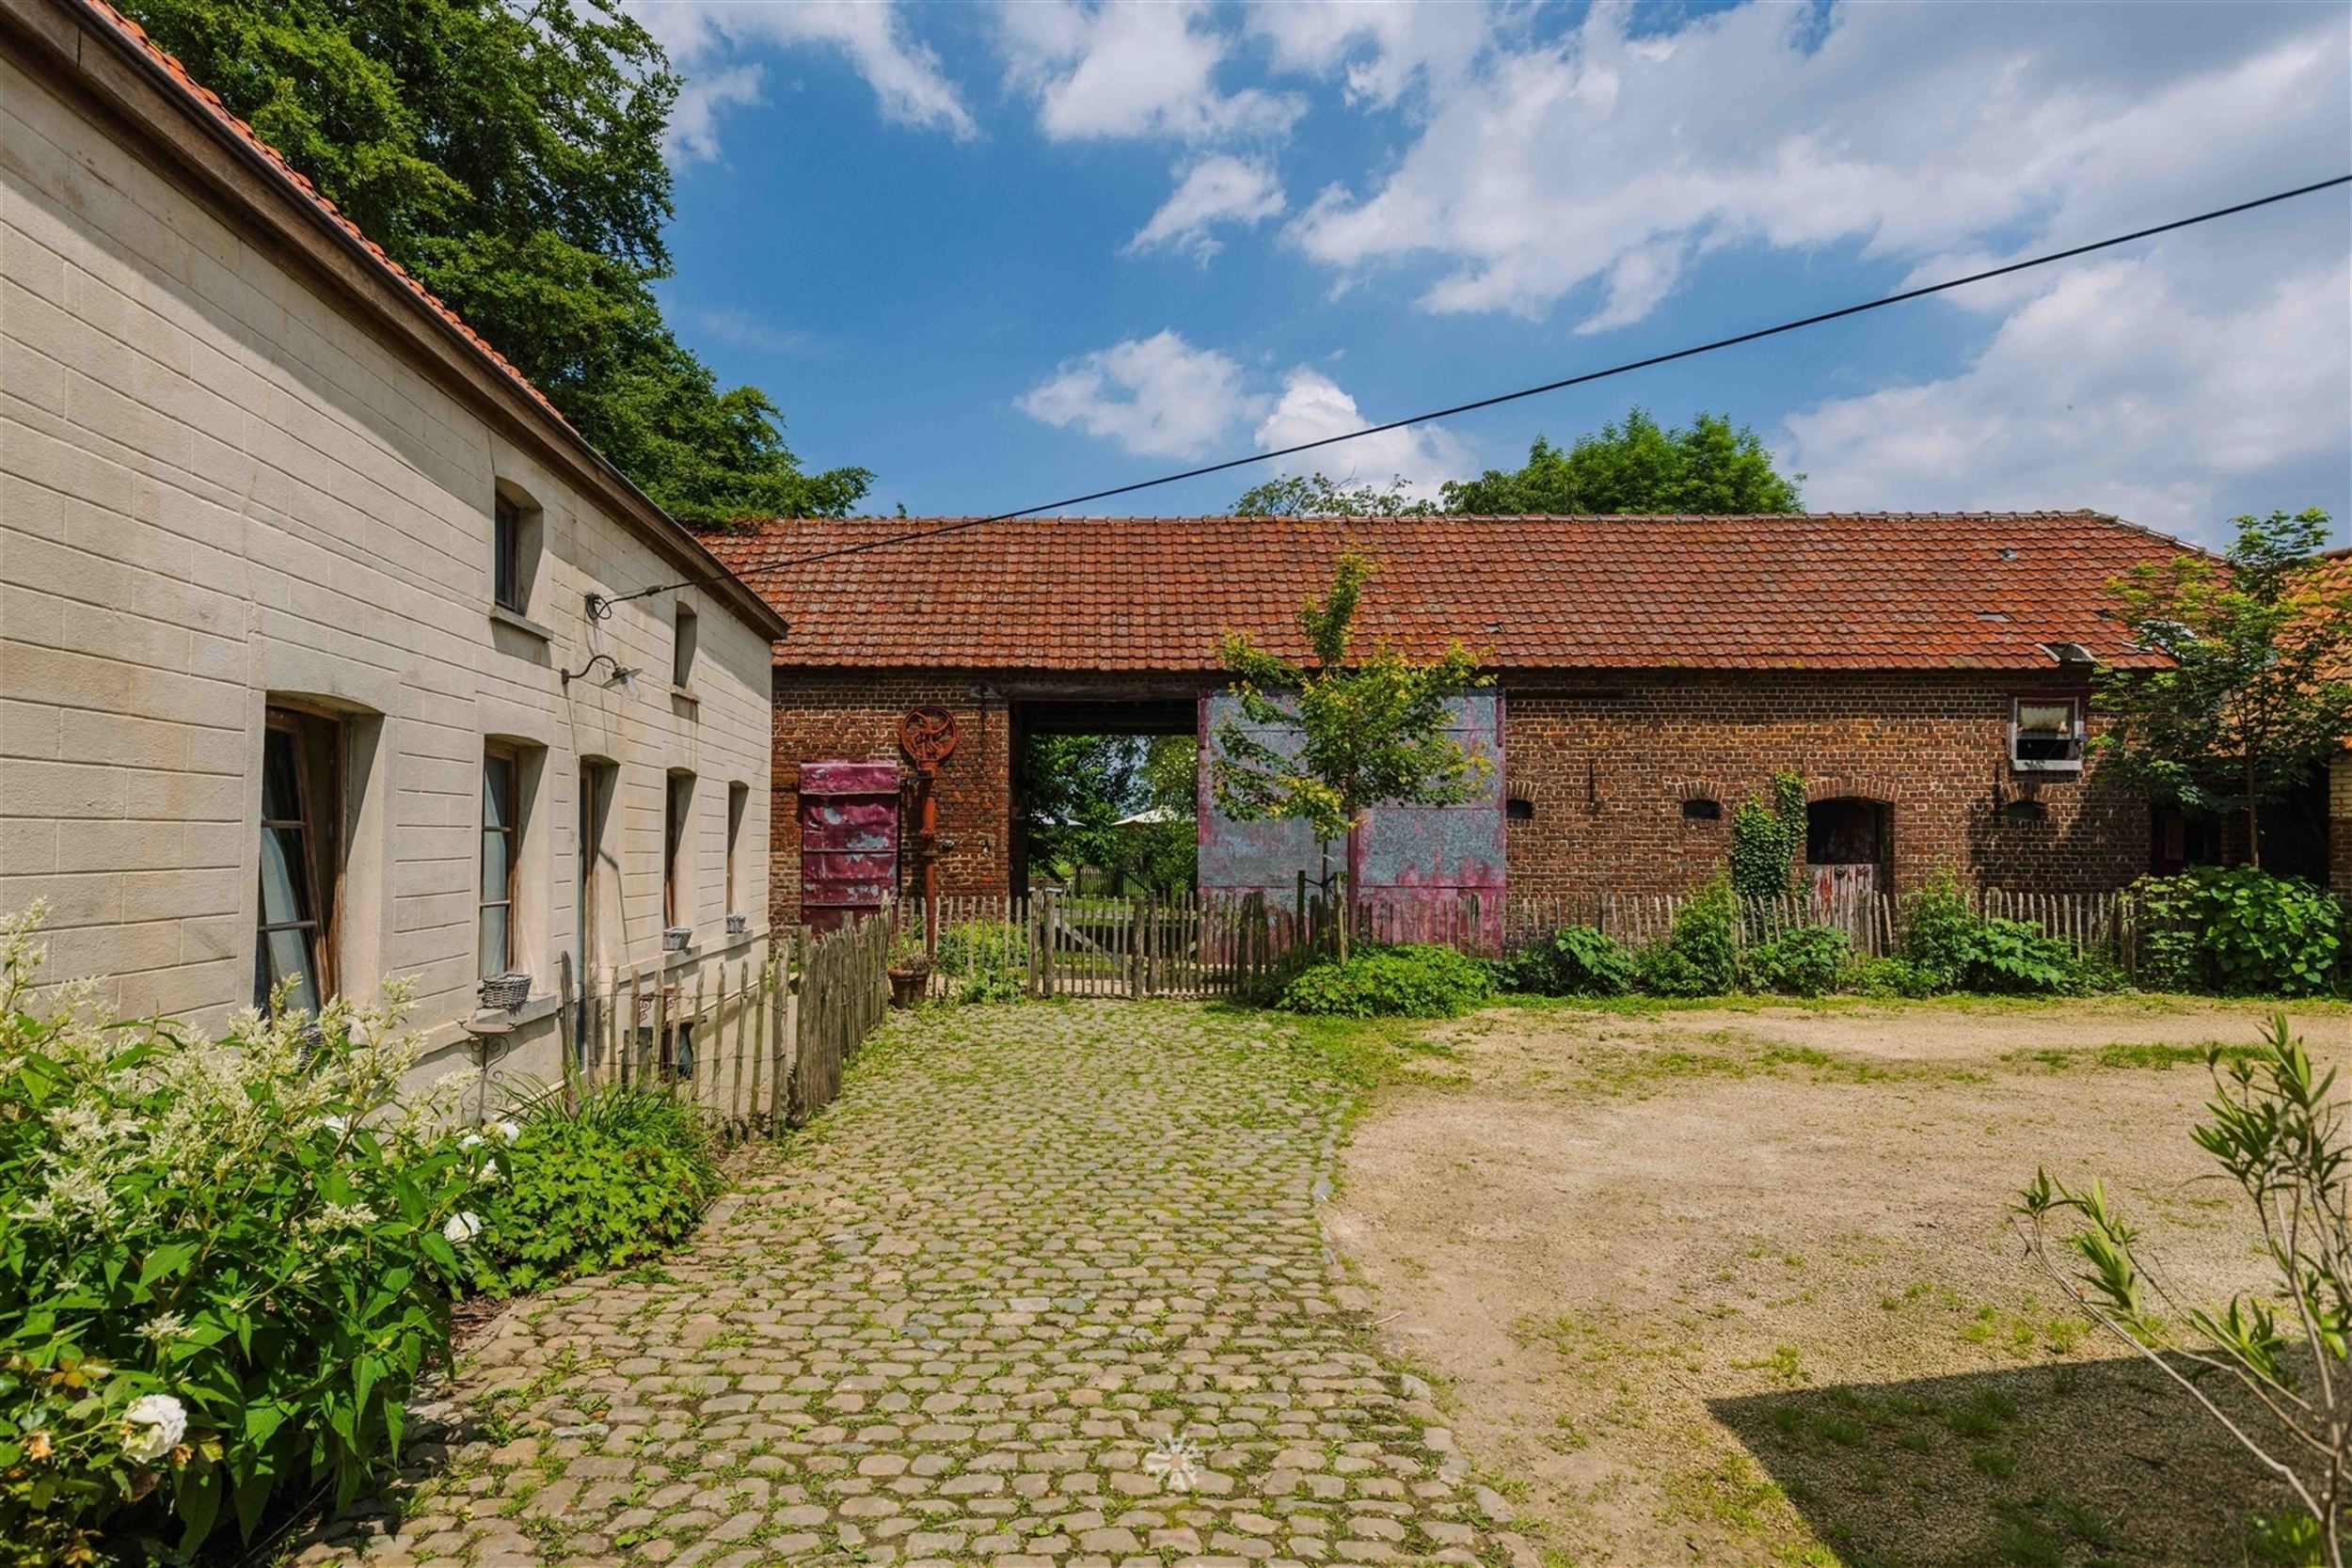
(1329, 997), (2352, 1568)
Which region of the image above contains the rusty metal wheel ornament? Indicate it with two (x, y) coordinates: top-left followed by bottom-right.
(899, 705), (958, 769)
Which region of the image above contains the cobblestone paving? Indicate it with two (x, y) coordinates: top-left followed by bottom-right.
(303, 1002), (1491, 1568)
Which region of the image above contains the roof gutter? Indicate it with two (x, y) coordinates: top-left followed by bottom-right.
(29, 0), (790, 642)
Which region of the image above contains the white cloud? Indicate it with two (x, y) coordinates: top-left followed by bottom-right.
(1251, 368), (1467, 503)
(1288, 4), (2350, 326)
(1785, 237), (2351, 543)
(1017, 330), (1256, 457)
(998, 1), (1303, 144)
(1247, 0), (1492, 108)
(629, 1), (975, 160)
(1125, 156), (1285, 261)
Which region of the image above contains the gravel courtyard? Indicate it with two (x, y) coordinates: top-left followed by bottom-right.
(304, 1003), (1485, 1568)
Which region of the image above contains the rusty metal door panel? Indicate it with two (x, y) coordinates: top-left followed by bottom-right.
(799, 761), (900, 932)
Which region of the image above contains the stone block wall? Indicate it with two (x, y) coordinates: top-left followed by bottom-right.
(0, 44), (774, 1088)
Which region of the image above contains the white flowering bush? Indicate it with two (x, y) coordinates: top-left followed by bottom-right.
(0, 909), (489, 1563)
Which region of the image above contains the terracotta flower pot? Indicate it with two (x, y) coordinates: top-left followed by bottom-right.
(888, 964), (930, 1008)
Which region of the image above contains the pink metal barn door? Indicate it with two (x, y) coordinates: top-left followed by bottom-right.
(798, 761), (900, 933)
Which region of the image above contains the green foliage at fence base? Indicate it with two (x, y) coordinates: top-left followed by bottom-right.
(2130, 866), (2346, 998)
(1276, 944), (1497, 1019)
(1504, 925), (1639, 997)
(466, 1084), (720, 1297)
(1740, 925), (1851, 997)
(1899, 877), (2086, 996)
(931, 923), (1028, 1006)
(1637, 879), (1740, 998)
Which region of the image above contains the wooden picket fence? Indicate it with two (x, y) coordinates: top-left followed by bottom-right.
(894, 883), (2273, 999)
(562, 915), (891, 1136)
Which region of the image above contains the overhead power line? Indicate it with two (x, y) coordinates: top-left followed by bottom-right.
(594, 171), (2351, 617)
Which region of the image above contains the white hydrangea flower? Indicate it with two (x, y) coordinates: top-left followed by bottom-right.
(121, 1393), (186, 1464)
(443, 1212), (483, 1246)
(489, 1119), (521, 1144)
(136, 1312), (188, 1345)
(478, 1159), (501, 1185)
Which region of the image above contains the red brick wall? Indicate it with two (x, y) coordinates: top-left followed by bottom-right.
(767, 666), (2152, 923)
(1502, 672), (2145, 901)
(767, 670), (1015, 927)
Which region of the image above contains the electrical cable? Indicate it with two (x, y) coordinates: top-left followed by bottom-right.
(589, 171), (2352, 618)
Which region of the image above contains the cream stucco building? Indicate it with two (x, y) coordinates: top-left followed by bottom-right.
(0, 0), (786, 1087)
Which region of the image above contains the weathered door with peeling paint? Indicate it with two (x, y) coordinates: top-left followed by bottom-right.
(1198, 690), (1505, 947)
(798, 761), (899, 933)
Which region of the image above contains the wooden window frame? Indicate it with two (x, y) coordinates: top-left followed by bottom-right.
(672, 602), (699, 690)
(481, 744), (522, 979)
(492, 495), (525, 614)
(256, 705), (341, 1008)
(725, 781), (750, 913)
(664, 771), (694, 928)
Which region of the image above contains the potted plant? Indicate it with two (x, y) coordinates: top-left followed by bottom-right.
(886, 927), (930, 1008)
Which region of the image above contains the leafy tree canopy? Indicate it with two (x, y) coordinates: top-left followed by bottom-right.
(1232, 473), (1437, 516)
(2094, 508), (2352, 868)
(1438, 407), (1802, 515)
(1021, 735), (1197, 895)
(121, 0), (870, 523)
(1211, 551), (1491, 956)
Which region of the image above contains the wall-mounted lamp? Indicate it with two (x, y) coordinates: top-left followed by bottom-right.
(561, 652), (638, 690)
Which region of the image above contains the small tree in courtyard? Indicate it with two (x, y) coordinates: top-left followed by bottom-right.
(2096, 509), (2352, 868)
(1211, 550), (1490, 958)
(2020, 1015), (2352, 1564)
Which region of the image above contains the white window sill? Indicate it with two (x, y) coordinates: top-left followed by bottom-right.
(462, 991), (557, 1034)
(2010, 759), (2084, 774)
(489, 604), (555, 644)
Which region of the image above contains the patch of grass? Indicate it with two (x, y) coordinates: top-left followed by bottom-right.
(1960, 1303), (2088, 1359)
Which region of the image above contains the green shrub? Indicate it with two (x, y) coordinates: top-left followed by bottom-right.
(1639, 879), (1739, 997)
(932, 922), (1028, 1005)
(466, 1084), (720, 1296)
(0, 910), (485, 1563)
(1505, 926), (1638, 997)
(2131, 866), (2345, 997)
(1277, 944), (1496, 1018)
(1742, 926), (1851, 997)
(1843, 956), (1941, 998)
(1898, 875), (2082, 996)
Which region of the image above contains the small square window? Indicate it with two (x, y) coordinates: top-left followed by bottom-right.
(1681, 798), (1722, 822)
(2011, 697), (2084, 772)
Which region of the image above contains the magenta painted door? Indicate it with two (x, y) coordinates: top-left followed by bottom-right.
(799, 760), (900, 932)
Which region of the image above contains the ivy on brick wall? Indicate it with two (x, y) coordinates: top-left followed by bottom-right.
(1729, 770), (1808, 900)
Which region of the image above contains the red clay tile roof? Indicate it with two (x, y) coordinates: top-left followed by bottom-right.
(700, 512), (2200, 673)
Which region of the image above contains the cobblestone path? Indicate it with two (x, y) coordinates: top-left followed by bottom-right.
(310, 1002), (1488, 1568)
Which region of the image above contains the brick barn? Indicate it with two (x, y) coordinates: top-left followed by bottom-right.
(700, 512), (2223, 930)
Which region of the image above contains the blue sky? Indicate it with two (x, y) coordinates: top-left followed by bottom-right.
(630, 1), (2351, 547)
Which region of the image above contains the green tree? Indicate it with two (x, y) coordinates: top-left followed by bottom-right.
(1211, 551), (1490, 958)
(2094, 509), (2352, 868)
(1232, 473), (1438, 516)
(119, 0), (870, 524)
(1440, 407), (1802, 515)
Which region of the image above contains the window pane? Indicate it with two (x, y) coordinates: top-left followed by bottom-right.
(494, 499), (519, 610)
(262, 926), (321, 1016)
(480, 903), (510, 977)
(481, 826), (511, 899)
(260, 825), (313, 927)
(483, 755), (515, 831)
(262, 727), (303, 820)
(2017, 702), (2074, 733)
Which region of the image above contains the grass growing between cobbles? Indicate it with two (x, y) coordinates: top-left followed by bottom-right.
(282, 1000), (1495, 1568)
